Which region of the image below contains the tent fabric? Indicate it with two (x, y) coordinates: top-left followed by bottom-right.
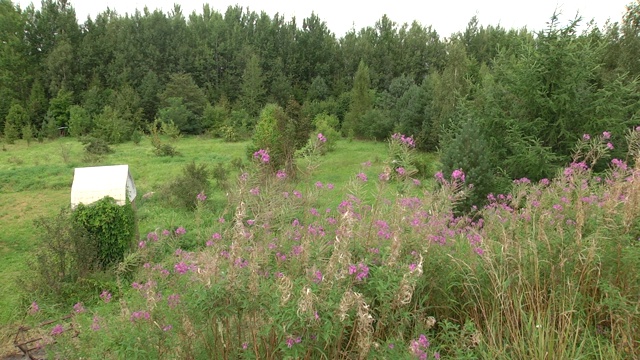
(71, 165), (136, 208)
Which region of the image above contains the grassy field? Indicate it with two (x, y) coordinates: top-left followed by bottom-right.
(0, 136), (400, 326)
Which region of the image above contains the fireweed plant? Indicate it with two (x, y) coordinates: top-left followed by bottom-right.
(42, 131), (640, 359)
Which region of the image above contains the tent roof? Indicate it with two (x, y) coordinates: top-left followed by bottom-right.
(71, 164), (136, 208)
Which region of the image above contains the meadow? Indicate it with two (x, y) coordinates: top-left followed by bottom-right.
(1, 132), (639, 359)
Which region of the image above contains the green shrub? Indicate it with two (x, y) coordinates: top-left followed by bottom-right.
(72, 197), (137, 268)
(83, 137), (114, 155)
(163, 161), (210, 210)
(31, 208), (97, 299)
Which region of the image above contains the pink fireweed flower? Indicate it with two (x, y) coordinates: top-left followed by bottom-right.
(276, 170), (287, 179)
(317, 133), (327, 143)
(147, 232), (158, 242)
(162, 229), (171, 236)
(163, 325), (173, 332)
(451, 169), (465, 182)
(253, 149), (270, 163)
(396, 167), (406, 176)
(175, 227), (186, 236)
(434, 171), (444, 183)
(310, 208), (319, 216)
(583, 133), (591, 140)
(607, 142), (614, 150)
(379, 172), (390, 181)
(250, 187), (260, 196)
(206, 240), (214, 247)
(91, 316), (101, 331)
(130, 311), (150, 322)
(247, 219), (255, 225)
(167, 294), (181, 308)
(73, 302), (85, 313)
(540, 178), (550, 186)
(212, 232), (221, 240)
(51, 324), (64, 336)
(602, 131), (611, 139)
(413, 179), (420, 186)
(242, 342), (249, 350)
(314, 270), (323, 283)
(315, 181), (323, 188)
(100, 290), (112, 303)
(138, 241), (146, 249)
(196, 191), (207, 202)
(174, 262), (189, 274)
(29, 302), (39, 314)
(327, 183), (334, 190)
(218, 217), (225, 223)
(409, 263), (418, 272)
(293, 190), (302, 198)
(356, 172), (368, 182)
(612, 159), (628, 170)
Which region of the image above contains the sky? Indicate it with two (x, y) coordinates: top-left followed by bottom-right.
(16, 0), (633, 38)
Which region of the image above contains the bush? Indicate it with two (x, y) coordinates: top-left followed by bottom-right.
(163, 162), (210, 210)
(72, 197), (137, 268)
(31, 208), (98, 300)
(83, 137), (114, 155)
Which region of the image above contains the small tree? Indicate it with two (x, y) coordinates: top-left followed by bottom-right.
(3, 120), (18, 144)
(22, 124), (34, 146)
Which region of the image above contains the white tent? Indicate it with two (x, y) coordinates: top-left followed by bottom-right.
(71, 165), (137, 208)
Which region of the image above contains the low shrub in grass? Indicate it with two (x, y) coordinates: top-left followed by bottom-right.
(27, 197), (135, 304)
(42, 129), (640, 359)
(162, 161), (210, 210)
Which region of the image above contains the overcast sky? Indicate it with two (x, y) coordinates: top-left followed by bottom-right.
(16, 0), (632, 37)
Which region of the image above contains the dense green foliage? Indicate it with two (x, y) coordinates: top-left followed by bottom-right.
(72, 197), (136, 268)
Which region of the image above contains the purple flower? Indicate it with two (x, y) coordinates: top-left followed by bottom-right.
(607, 142), (614, 150)
(396, 167), (406, 176)
(175, 227), (186, 236)
(253, 149), (270, 163)
(51, 324), (64, 336)
(73, 302), (85, 313)
(91, 316), (101, 331)
(138, 241), (146, 249)
(583, 133), (591, 141)
(163, 325), (173, 332)
(602, 131), (611, 139)
(242, 342), (249, 350)
(162, 229), (171, 236)
(147, 232), (158, 242)
(379, 172), (390, 181)
(317, 133), (327, 143)
(29, 301), (39, 314)
(100, 290), (112, 303)
(167, 294), (181, 308)
(196, 191), (207, 202)
(327, 183), (334, 190)
(356, 173), (368, 182)
(434, 171), (444, 183)
(314, 271), (323, 283)
(315, 181), (323, 188)
(174, 262), (189, 274)
(130, 311), (151, 323)
(276, 170), (287, 179)
(452, 169), (465, 182)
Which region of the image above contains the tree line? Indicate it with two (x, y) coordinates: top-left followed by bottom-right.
(2, 0), (640, 204)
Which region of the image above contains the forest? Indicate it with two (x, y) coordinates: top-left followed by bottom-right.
(2, 0), (640, 203)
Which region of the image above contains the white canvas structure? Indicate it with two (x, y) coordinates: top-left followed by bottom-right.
(71, 165), (137, 208)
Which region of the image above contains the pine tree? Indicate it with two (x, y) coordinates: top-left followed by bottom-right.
(342, 60), (373, 138)
(240, 54), (266, 118)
